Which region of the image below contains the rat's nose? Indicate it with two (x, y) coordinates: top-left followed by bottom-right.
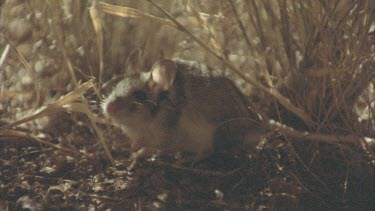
(105, 98), (123, 116)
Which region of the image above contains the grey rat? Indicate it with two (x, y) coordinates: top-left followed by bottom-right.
(102, 59), (264, 161)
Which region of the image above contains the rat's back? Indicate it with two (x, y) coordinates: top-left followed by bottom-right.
(174, 59), (259, 124)
(172, 59), (264, 149)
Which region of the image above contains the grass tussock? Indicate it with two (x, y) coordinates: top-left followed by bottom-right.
(0, 0), (374, 210)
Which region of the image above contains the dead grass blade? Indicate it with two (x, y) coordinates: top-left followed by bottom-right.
(0, 91), (32, 100)
(97, 2), (176, 28)
(227, 0), (252, 52)
(0, 129), (77, 154)
(186, 1), (224, 55)
(43, 2), (114, 163)
(2, 34), (41, 108)
(277, 0), (295, 72)
(44, 1), (78, 85)
(90, 1), (104, 91)
(0, 80), (95, 130)
(0, 44), (10, 69)
(0, 79), (115, 163)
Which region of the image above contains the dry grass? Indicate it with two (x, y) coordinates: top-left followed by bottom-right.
(0, 0), (374, 210)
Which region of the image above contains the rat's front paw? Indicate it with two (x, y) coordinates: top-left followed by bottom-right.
(128, 147), (160, 170)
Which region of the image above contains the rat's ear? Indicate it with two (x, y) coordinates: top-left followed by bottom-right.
(148, 59), (177, 93)
(124, 49), (143, 77)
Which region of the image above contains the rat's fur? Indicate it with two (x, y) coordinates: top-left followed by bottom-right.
(103, 59), (263, 160)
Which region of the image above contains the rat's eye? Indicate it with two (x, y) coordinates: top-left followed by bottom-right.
(132, 90), (147, 102)
(158, 91), (169, 101)
(128, 103), (138, 113)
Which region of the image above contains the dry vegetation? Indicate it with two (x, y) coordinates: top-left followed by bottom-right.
(0, 0), (374, 210)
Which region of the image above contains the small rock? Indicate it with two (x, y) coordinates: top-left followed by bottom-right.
(8, 18), (32, 43)
(16, 43), (33, 58)
(32, 39), (44, 53)
(21, 74), (33, 86)
(7, 0), (23, 6)
(9, 3), (25, 17)
(34, 60), (45, 73)
(16, 195), (43, 211)
(35, 12), (43, 20)
(35, 116), (51, 130)
(76, 46), (85, 56)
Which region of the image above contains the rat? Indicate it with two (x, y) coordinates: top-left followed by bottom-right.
(102, 58), (264, 162)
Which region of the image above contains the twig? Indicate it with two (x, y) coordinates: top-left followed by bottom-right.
(156, 160), (240, 177)
(0, 129), (77, 154)
(275, 124), (375, 146)
(277, 0), (296, 72)
(227, 0), (253, 52)
(2, 34), (41, 108)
